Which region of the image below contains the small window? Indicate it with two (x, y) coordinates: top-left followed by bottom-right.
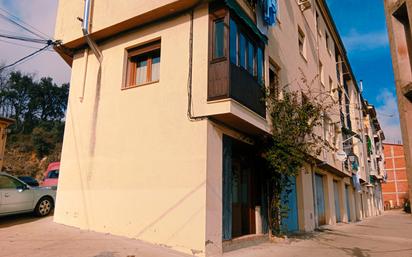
(319, 61), (324, 86)
(239, 32), (247, 69)
(0, 175), (24, 189)
(257, 48), (264, 84)
(229, 18), (238, 64)
(269, 62), (281, 98)
(126, 40), (161, 88)
(325, 32), (331, 53)
(336, 54), (342, 83)
(247, 40), (255, 75)
(329, 77), (334, 95)
(298, 27), (306, 58)
(214, 19), (225, 59)
(47, 170), (59, 179)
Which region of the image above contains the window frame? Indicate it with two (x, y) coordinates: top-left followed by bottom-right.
(124, 40), (161, 89)
(0, 175), (25, 189)
(298, 27), (306, 60)
(329, 76), (334, 97)
(211, 8), (228, 63)
(229, 14), (265, 84)
(325, 31), (331, 54)
(269, 61), (281, 98)
(315, 10), (321, 35)
(319, 61), (324, 86)
(213, 18), (226, 60)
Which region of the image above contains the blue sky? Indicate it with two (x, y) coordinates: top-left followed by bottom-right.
(326, 0), (401, 143)
(0, 0), (70, 84)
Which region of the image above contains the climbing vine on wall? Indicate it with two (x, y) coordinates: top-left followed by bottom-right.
(262, 70), (336, 235)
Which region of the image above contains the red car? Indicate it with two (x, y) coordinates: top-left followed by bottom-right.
(42, 162), (60, 188)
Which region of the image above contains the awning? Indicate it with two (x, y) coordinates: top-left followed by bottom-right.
(225, 0), (268, 43)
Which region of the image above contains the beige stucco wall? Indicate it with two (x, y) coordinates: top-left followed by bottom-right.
(54, 6), (211, 256)
(54, 0), (196, 44)
(267, 1), (344, 173)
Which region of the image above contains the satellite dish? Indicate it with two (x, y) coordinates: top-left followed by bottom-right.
(336, 150), (347, 162)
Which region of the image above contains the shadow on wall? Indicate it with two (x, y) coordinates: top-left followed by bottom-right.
(135, 181), (206, 240)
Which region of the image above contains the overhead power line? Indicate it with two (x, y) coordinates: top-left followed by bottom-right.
(0, 38), (54, 52)
(0, 7), (51, 39)
(0, 44), (51, 72)
(0, 7), (59, 72)
(0, 33), (51, 44)
(0, 11), (47, 40)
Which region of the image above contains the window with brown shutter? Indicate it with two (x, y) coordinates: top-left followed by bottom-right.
(125, 40), (161, 89)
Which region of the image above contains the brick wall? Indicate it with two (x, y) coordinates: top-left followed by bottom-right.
(382, 143), (410, 208)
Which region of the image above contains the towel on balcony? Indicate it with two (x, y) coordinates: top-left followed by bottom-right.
(352, 173), (362, 192)
(262, 0), (278, 26)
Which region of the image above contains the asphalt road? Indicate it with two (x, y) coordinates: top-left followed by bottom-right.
(0, 210), (411, 257)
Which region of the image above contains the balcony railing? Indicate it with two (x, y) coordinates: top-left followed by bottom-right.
(229, 63), (266, 116)
(208, 62), (266, 117)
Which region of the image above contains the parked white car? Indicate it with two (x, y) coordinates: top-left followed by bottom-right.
(0, 172), (56, 217)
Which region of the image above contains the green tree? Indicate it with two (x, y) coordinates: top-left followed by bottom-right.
(0, 70), (69, 172)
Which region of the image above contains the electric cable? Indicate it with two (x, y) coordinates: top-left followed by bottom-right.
(0, 7), (52, 39)
(0, 33), (49, 44)
(0, 12), (47, 40)
(0, 44), (51, 71)
(0, 38), (54, 52)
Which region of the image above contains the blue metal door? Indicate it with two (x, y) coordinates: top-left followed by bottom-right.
(315, 174), (326, 226)
(345, 185), (351, 222)
(281, 176), (299, 232)
(333, 181), (341, 223)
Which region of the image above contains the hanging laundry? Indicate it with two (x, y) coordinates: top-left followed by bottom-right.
(352, 173), (362, 192)
(262, 0), (278, 26)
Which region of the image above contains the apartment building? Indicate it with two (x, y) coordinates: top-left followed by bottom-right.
(383, 143), (410, 208)
(54, 0), (384, 256)
(384, 0), (412, 207)
(363, 103), (386, 216)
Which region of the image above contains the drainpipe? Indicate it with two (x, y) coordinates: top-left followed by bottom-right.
(79, 0), (102, 103)
(82, 0), (102, 63)
(358, 81), (368, 184)
(79, 48), (89, 102)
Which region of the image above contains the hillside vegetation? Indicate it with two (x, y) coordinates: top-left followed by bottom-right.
(0, 70), (69, 179)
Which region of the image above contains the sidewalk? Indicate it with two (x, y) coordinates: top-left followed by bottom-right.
(0, 210), (411, 257)
(225, 210), (412, 257)
(0, 214), (189, 257)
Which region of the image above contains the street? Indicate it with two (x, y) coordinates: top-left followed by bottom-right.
(0, 210), (411, 257)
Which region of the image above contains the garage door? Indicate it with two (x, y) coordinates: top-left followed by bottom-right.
(281, 176), (299, 232)
(315, 174), (326, 226)
(333, 180), (341, 223)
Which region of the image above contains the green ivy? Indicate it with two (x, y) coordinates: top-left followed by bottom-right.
(262, 74), (333, 235)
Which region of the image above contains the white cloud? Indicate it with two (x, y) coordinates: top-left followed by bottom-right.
(375, 89), (403, 144)
(342, 29), (389, 52)
(0, 0), (70, 84)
